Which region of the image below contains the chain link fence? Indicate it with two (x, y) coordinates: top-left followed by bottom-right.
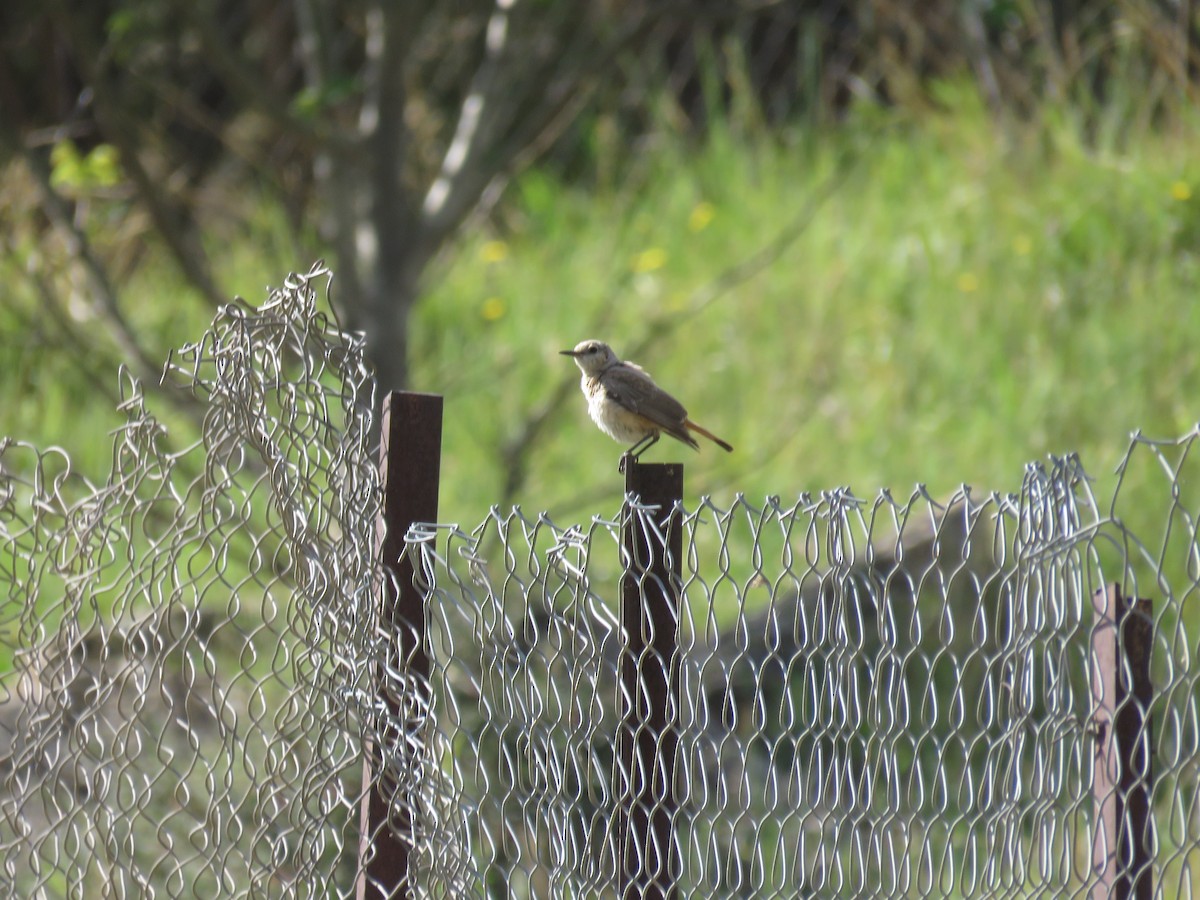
(414, 451), (1195, 897)
(0, 264), (381, 896)
(2, 265), (1200, 896)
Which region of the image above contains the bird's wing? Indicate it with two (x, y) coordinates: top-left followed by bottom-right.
(603, 364), (689, 430)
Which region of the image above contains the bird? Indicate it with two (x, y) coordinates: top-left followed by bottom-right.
(561, 339), (733, 467)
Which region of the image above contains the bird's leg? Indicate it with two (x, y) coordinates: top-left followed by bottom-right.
(629, 432), (659, 460)
(619, 433), (658, 473)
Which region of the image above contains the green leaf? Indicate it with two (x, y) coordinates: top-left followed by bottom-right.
(48, 140), (122, 193)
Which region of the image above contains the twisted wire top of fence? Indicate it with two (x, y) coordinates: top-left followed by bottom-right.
(0, 263), (383, 896)
(1, 265), (1199, 897)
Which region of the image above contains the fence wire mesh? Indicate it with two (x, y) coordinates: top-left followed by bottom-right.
(0, 263), (382, 897)
(414, 451), (1198, 898)
(2, 266), (1200, 897)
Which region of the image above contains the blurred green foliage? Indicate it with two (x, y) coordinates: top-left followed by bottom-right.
(4, 86), (1200, 532)
(48, 141), (121, 193)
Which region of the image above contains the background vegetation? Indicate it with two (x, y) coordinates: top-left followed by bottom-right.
(2, 1), (1199, 529)
(4, 88), (1200, 528)
(423, 97), (1200, 524)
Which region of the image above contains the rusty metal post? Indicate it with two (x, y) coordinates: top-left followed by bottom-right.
(618, 459), (683, 900)
(1091, 584), (1154, 900)
(357, 391), (443, 900)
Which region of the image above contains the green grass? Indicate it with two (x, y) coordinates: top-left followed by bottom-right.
(5, 91), (1200, 532)
(413, 93), (1200, 532)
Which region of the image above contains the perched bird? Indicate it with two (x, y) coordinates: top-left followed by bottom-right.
(561, 339), (733, 466)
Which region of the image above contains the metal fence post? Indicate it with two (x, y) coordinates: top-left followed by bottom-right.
(357, 391), (443, 900)
(1091, 584), (1154, 900)
(618, 459), (683, 900)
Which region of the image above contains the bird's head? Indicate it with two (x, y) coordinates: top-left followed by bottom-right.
(560, 339), (618, 376)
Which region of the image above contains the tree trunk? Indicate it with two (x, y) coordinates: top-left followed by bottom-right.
(358, 246), (425, 393)
(320, 3), (428, 393)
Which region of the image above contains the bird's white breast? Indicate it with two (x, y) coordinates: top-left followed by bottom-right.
(584, 375), (654, 443)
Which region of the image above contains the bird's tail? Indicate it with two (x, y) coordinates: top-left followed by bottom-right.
(685, 420), (733, 452)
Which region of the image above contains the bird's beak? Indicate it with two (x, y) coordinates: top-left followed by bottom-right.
(560, 349), (580, 357)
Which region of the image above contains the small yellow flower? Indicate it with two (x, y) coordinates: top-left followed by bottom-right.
(479, 240), (509, 264)
(631, 247), (667, 273)
(1171, 181), (1192, 202)
(1012, 234), (1033, 256)
(481, 297), (506, 321)
(688, 202), (716, 232)
(956, 272), (979, 293)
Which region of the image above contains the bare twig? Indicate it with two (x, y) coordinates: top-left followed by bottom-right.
(18, 141), (162, 385)
(48, 1), (227, 311)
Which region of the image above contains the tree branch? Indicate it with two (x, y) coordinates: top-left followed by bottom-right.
(180, 0), (338, 148)
(25, 267), (125, 411)
(50, 2), (226, 311)
(419, 0), (682, 245)
(18, 140), (162, 385)
(420, 0), (525, 241)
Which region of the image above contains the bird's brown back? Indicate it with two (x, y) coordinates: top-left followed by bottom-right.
(601, 363), (695, 446)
